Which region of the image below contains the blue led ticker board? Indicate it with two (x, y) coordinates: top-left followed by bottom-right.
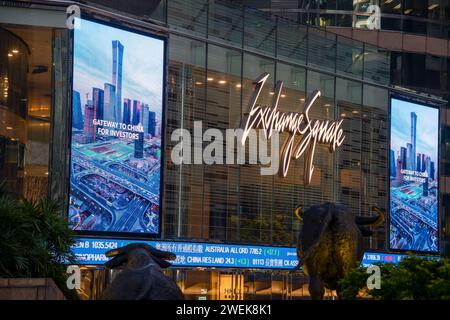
(69, 18), (165, 236)
(389, 97), (439, 253)
(71, 238), (433, 269)
(360, 252), (438, 267)
(71, 238), (299, 269)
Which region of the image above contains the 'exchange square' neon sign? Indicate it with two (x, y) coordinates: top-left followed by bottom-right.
(241, 73), (346, 185)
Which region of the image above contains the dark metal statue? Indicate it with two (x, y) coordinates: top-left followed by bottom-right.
(100, 243), (185, 300)
(294, 202), (385, 300)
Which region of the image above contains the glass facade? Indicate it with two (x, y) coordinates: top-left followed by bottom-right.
(160, 0), (399, 249)
(240, 0), (450, 39)
(0, 19), (63, 201)
(0, 0), (449, 299)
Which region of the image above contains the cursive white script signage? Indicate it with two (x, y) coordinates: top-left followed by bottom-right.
(241, 73), (346, 185)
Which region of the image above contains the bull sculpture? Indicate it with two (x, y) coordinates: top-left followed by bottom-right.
(294, 202), (384, 300)
(100, 243), (185, 300)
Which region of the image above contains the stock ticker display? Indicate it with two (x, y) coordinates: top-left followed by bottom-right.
(71, 238), (429, 269)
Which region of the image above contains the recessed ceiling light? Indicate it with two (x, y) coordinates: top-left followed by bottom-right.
(7, 53), (13, 57)
(324, 103), (331, 107)
(207, 77), (214, 81)
(6, 126), (13, 130)
(218, 80), (227, 84)
(269, 92), (275, 95)
(281, 94), (286, 98)
(12, 49), (19, 54)
(195, 81), (203, 85)
(235, 84), (242, 88)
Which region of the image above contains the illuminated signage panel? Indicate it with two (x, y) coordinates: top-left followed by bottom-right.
(71, 238), (299, 269)
(389, 97), (439, 253)
(70, 238), (435, 269)
(68, 18), (165, 236)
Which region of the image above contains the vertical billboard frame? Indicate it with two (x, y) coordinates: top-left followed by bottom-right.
(67, 14), (167, 239)
(388, 94), (441, 255)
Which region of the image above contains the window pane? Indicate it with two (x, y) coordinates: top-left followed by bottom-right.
(362, 84), (388, 249)
(363, 44), (390, 85)
(336, 77), (362, 106)
(240, 53), (275, 243)
(277, 17), (307, 65)
(337, 89), (362, 238)
(165, 35), (207, 238)
(307, 28), (336, 73)
(208, 0), (243, 46)
(204, 44), (242, 241)
(336, 36), (363, 78)
(243, 7), (276, 56)
(168, 0), (208, 36)
(0, 22), (58, 201)
(274, 63), (307, 244)
(305, 71), (335, 206)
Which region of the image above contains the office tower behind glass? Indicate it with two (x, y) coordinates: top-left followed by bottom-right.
(149, 111), (156, 136)
(83, 101), (96, 143)
(423, 178), (429, 197)
(400, 147), (407, 170)
(390, 149), (396, 177)
(431, 161), (435, 180)
(416, 153), (421, 172)
(123, 98), (131, 125)
(112, 40), (123, 123)
(422, 154), (427, 172)
(92, 87), (104, 120)
(406, 143), (413, 170)
(141, 103), (150, 134)
(134, 132), (144, 158)
(103, 83), (116, 122)
(72, 90), (84, 130)
(411, 112), (417, 170)
(132, 100), (141, 125)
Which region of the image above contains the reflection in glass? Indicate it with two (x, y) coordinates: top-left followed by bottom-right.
(0, 24), (54, 201)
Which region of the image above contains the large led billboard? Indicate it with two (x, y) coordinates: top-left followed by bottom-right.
(389, 97), (439, 253)
(68, 18), (165, 236)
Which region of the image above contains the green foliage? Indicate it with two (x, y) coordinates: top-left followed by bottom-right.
(337, 266), (368, 300)
(338, 256), (450, 300)
(0, 183), (77, 299)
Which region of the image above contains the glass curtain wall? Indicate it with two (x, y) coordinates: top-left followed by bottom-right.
(236, 0), (450, 39)
(163, 0), (392, 249)
(0, 9), (68, 201)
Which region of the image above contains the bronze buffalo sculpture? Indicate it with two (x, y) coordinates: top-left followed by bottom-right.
(294, 202), (385, 300)
(100, 243), (185, 300)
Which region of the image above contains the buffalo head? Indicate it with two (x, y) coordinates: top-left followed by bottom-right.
(105, 243), (176, 269)
(101, 243), (184, 300)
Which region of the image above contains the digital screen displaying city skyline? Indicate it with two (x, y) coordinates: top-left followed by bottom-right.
(68, 18), (164, 236)
(389, 97), (439, 253)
